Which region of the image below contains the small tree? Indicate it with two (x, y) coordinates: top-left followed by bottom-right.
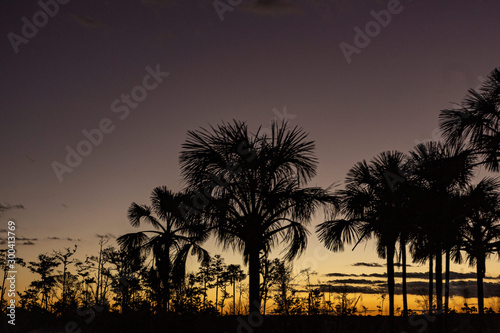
(226, 264), (246, 315)
(196, 258), (216, 310)
(53, 245), (77, 313)
(27, 254), (60, 310)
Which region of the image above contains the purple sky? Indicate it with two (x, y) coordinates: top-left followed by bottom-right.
(1, 0), (500, 307)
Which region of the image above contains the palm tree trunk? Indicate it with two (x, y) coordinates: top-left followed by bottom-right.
(477, 254), (485, 315)
(435, 249), (443, 313)
(401, 240), (408, 317)
(386, 245), (395, 317)
(445, 249), (450, 314)
(248, 248), (261, 315)
(282, 280), (288, 315)
(162, 248), (171, 312)
(429, 254), (433, 314)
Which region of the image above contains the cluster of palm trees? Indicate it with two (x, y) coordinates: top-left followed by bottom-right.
(118, 67), (500, 317)
(319, 67), (500, 317)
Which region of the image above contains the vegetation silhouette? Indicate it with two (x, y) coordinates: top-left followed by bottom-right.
(179, 120), (338, 315)
(3, 67), (500, 333)
(117, 186), (210, 312)
(317, 150), (410, 319)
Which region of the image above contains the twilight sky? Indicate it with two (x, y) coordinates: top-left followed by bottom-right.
(1, 0), (500, 310)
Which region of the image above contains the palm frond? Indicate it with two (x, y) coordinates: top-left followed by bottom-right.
(316, 219), (362, 252)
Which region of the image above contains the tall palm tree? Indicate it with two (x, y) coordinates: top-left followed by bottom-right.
(317, 151), (411, 317)
(179, 120), (337, 315)
(459, 177), (500, 315)
(408, 141), (474, 313)
(440, 67), (500, 171)
(117, 186), (209, 311)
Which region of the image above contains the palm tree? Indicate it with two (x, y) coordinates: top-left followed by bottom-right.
(459, 177), (500, 315)
(317, 151), (411, 317)
(117, 186), (209, 311)
(408, 141), (474, 313)
(179, 120), (337, 315)
(440, 67), (500, 171)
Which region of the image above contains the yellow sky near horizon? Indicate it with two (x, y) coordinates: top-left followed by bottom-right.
(5, 222), (500, 315)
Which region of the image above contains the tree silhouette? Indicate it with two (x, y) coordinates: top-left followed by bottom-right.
(226, 264), (246, 315)
(459, 177), (500, 315)
(408, 141), (474, 313)
(440, 67), (500, 171)
(27, 254), (60, 310)
(117, 186), (209, 311)
(317, 151), (410, 317)
(53, 245), (77, 313)
(179, 120), (337, 315)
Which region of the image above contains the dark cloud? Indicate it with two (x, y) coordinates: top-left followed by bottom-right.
(0, 203), (24, 215)
(316, 277), (500, 298)
(241, 0), (299, 16)
(47, 236), (80, 242)
(17, 237), (38, 241)
(317, 284), (385, 295)
(72, 15), (107, 29)
(22, 241), (35, 245)
(327, 278), (386, 285)
(325, 273), (351, 277)
(405, 280), (500, 298)
(0, 229), (6, 233)
(324, 271), (491, 281)
(359, 273), (386, 278)
(352, 262), (383, 268)
(394, 262), (413, 268)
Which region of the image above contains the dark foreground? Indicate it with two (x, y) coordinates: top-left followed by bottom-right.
(3, 310), (500, 333)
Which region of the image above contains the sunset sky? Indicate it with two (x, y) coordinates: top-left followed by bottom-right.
(1, 0), (500, 313)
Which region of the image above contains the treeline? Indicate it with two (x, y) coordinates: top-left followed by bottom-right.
(1, 245), (365, 316)
(2, 68), (500, 323)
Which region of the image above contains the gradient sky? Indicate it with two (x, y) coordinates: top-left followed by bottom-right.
(1, 0), (500, 312)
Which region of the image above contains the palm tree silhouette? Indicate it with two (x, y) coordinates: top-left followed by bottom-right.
(317, 151), (411, 317)
(117, 186), (209, 311)
(440, 67), (500, 171)
(179, 120), (337, 315)
(459, 177), (500, 315)
(408, 141), (474, 313)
